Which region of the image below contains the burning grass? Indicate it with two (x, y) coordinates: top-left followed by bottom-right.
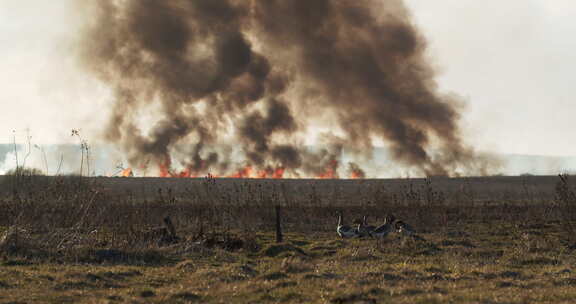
(135, 157), (364, 179)
(1, 174), (576, 303)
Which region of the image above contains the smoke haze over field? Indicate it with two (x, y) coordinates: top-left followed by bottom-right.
(76, 0), (493, 177)
(5, 1), (576, 177)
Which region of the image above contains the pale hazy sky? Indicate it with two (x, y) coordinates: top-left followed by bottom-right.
(1, 0), (575, 156)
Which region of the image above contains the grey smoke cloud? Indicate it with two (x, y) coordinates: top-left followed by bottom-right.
(77, 0), (493, 177)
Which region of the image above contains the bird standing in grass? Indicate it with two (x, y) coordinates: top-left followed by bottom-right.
(357, 215), (376, 237)
(395, 220), (425, 240)
(370, 214), (396, 239)
(395, 220), (415, 236)
(337, 211), (359, 238)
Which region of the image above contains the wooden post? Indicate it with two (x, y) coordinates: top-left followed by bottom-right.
(275, 206), (283, 243)
(163, 216), (177, 240)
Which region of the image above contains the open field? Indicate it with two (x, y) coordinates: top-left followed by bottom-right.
(1, 175), (576, 303)
(0, 174), (562, 204)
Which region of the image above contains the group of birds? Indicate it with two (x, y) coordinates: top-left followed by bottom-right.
(336, 211), (418, 239)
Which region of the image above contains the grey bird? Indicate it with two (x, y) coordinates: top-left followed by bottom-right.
(357, 215), (376, 237)
(337, 211), (359, 238)
(370, 214), (396, 239)
(395, 220), (425, 240)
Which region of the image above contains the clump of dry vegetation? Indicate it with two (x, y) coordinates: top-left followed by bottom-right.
(0, 174), (576, 303)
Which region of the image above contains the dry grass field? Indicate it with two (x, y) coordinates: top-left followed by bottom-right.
(1, 174), (576, 303)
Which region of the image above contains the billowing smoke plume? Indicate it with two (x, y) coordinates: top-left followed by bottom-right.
(77, 0), (492, 178)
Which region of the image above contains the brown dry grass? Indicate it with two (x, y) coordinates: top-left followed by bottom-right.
(1, 174), (576, 303)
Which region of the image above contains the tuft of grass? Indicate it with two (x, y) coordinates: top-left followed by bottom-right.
(261, 244), (307, 258)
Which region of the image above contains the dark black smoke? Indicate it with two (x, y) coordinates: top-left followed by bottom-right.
(77, 0), (494, 177)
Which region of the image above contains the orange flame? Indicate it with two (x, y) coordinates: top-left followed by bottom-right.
(121, 168), (133, 177)
(229, 166), (253, 178)
(257, 169), (268, 179)
(159, 158), (171, 178)
(317, 160), (339, 179)
(348, 162), (365, 179)
(350, 171), (364, 179)
(176, 168), (192, 178)
(157, 158), (199, 178)
(273, 167), (285, 179)
(255, 166), (285, 179)
(149, 159), (364, 179)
